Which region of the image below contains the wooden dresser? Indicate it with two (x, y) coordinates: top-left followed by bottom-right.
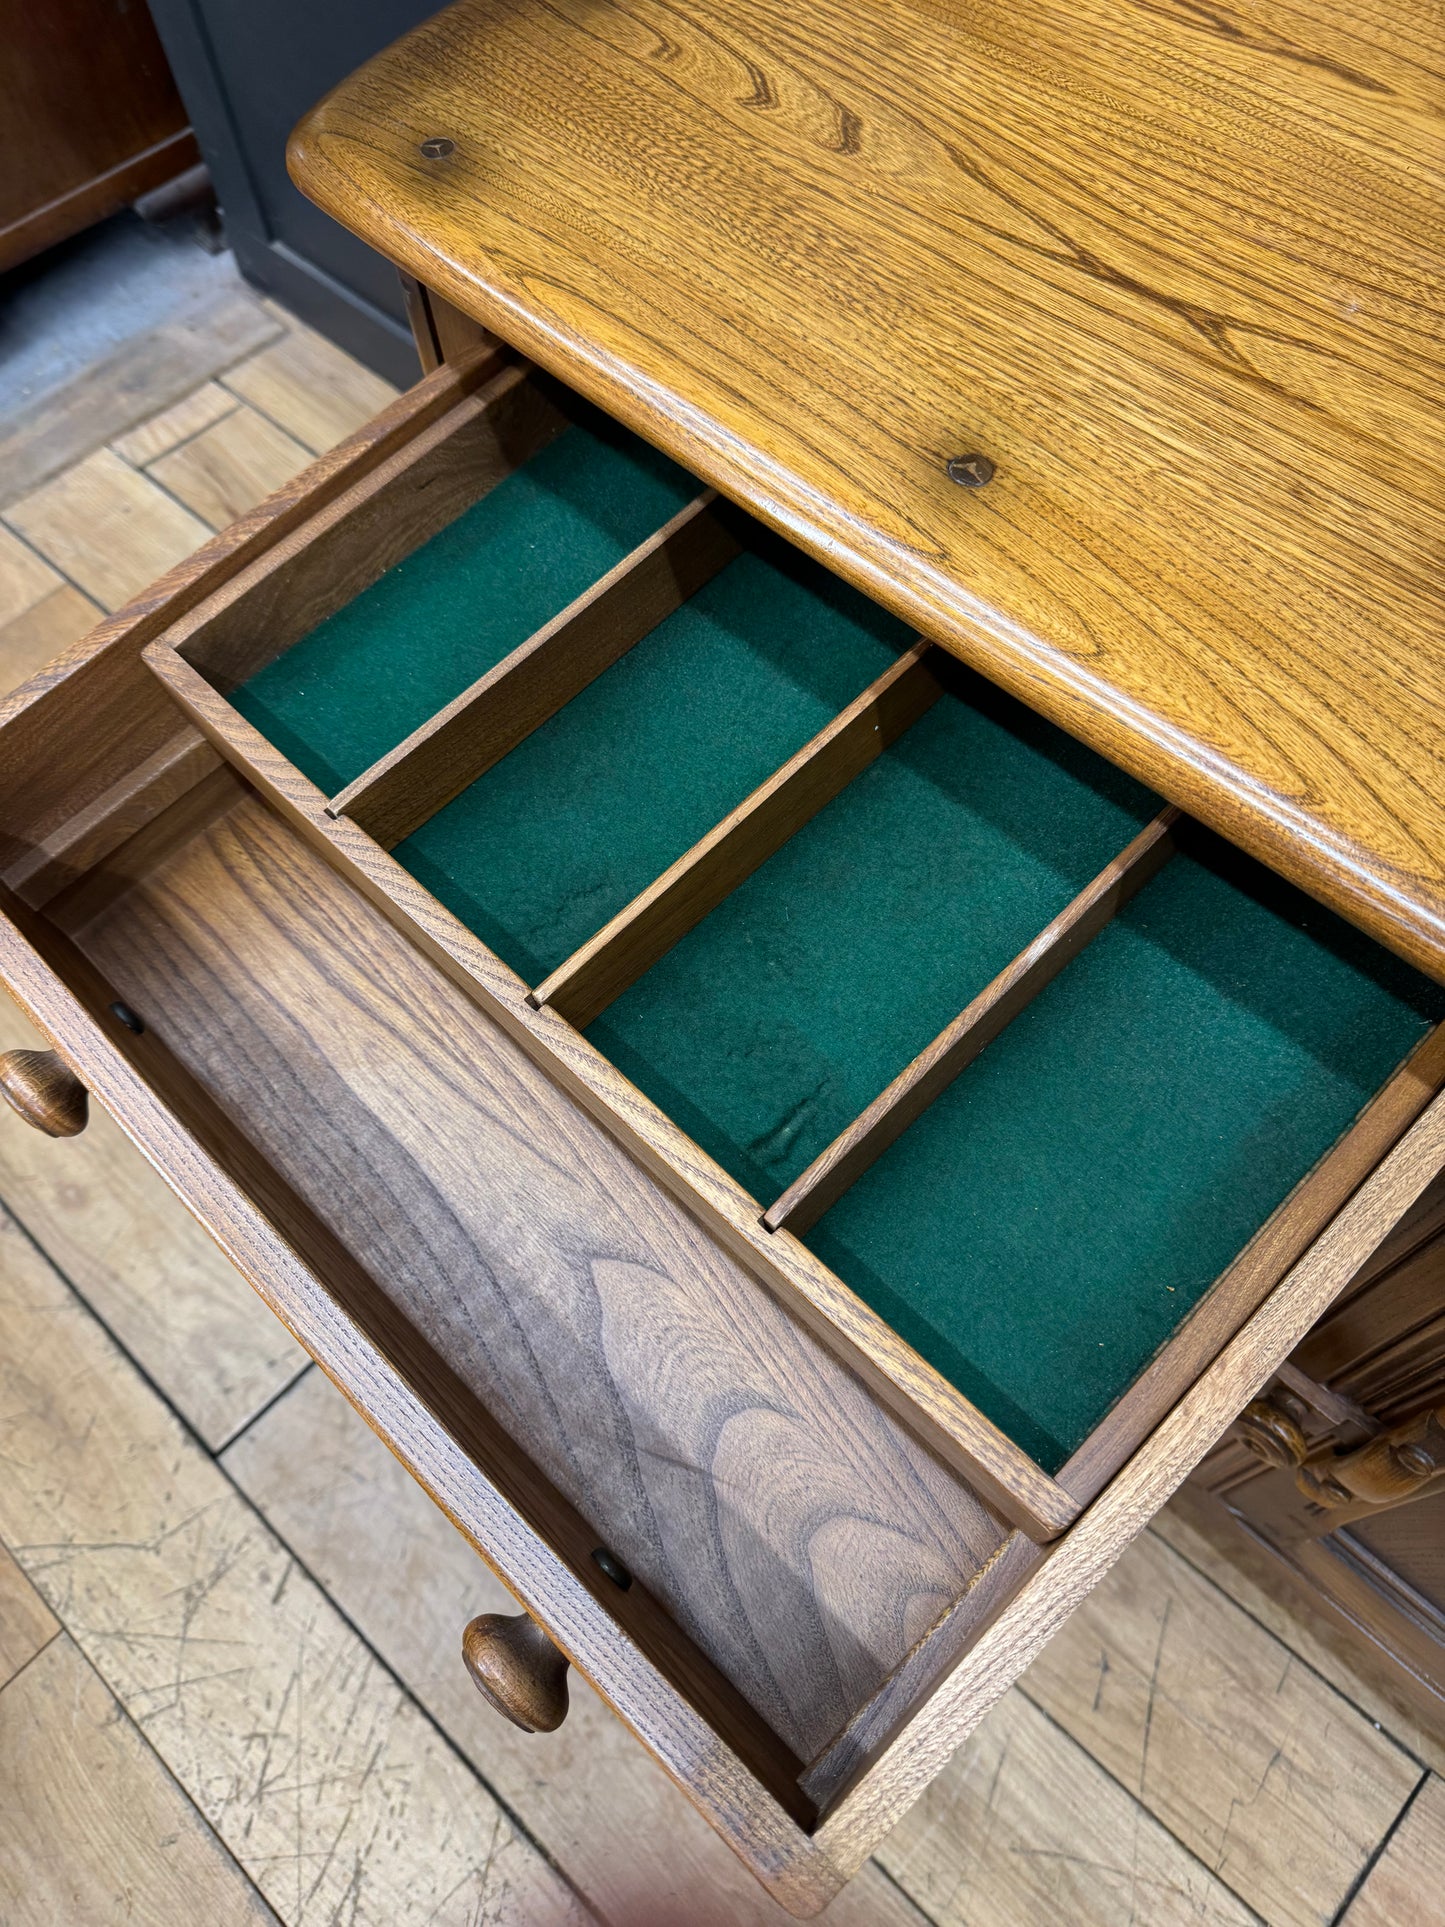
(1, 1), (1440, 1911)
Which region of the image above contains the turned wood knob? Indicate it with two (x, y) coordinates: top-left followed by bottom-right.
(0, 1050), (88, 1137)
(462, 1611), (569, 1733)
(1236, 1396), (1309, 1469)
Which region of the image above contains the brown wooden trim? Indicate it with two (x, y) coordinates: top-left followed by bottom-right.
(813, 1087), (1445, 1875)
(799, 1530), (1043, 1814)
(0, 347), (506, 881)
(9, 730), (220, 909)
(398, 271), (443, 373)
(763, 806), (1180, 1237)
(130, 649), (1084, 1541)
(167, 362), (559, 694)
(0, 889), (837, 1900)
(330, 490), (740, 848)
(531, 641), (943, 1027)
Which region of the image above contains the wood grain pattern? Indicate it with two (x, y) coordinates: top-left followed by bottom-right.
(463, 1610), (571, 1732)
(0, 348), (503, 884)
(875, 1688), (1257, 1927)
(814, 1087), (1445, 1876)
(69, 793), (1007, 1770)
(0, 896), (857, 1910)
(0, 1540), (58, 1690)
(532, 640), (942, 1026)
(290, 0), (1445, 983)
(0, 996), (305, 1452)
(223, 1363), (927, 1927)
(1021, 1527), (1421, 1927)
(139, 639), (1078, 1537)
(332, 489), (741, 846)
(169, 363), (561, 693)
(0, 1049), (88, 1137)
(1343, 1773), (1445, 1927)
(0, 1213), (584, 1927)
(764, 805), (1179, 1235)
(0, 1636), (281, 1927)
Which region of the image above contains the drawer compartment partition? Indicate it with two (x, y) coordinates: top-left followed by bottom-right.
(8, 349), (1445, 1911)
(140, 357), (1445, 1548)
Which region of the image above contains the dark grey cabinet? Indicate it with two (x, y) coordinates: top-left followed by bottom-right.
(144, 0), (440, 384)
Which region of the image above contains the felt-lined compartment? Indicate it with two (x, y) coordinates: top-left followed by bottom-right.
(394, 531), (914, 982)
(230, 408), (701, 793)
(589, 666), (1162, 1196)
(598, 801), (1441, 1471)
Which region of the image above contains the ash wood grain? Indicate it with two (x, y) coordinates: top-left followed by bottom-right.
(331, 489), (741, 847)
(0, 896), (854, 1909)
(463, 1610), (571, 1732)
(1343, 1773), (1445, 1927)
(0, 1213), (585, 1927)
(223, 1364), (928, 1927)
(765, 806), (1180, 1235)
(0, 1636), (281, 1927)
(137, 638), (1077, 1538)
(0, 1540), (58, 1689)
(0, 348), (504, 886)
(1057, 1020), (1445, 1504)
(0, 997), (305, 1452)
(0, 1048), (87, 1137)
(1022, 1527), (1421, 1927)
(68, 793), (1008, 1772)
(8, 729), (220, 909)
(291, 0), (1445, 984)
(168, 362), (562, 693)
(533, 640), (942, 1026)
(800, 1530), (1042, 1814)
(812, 1088), (1445, 1878)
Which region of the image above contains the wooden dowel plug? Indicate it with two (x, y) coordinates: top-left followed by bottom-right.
(462, 1611), (569, 1732)
(0, 1050), (89, 1137)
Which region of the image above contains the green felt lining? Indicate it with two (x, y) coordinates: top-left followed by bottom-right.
(396, 527), (914, 981)
(230, 403), (701, 794)
(221, 396), (1444, 1472)
(602, 816), (1440, 1471)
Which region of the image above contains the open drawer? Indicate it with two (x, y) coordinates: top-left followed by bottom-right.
(4, 347), (1445, 1915)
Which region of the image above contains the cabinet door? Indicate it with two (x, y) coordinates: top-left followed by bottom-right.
(1193, 1184), (1445, 1714)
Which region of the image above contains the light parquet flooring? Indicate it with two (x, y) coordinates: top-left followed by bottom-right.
(0, 289), (1440, 1927)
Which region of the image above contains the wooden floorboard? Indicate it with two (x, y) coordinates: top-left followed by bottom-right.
(0, 1000), (306, 1450)
(1341, 1774), (1445, 1927)
(0, 1633), (281, 1927)
(222, 1365), (930, 1927)
(1, 306), (1438, 1926)
(1022, 1529), (1421, 1927)
(0, 1209), (588, 1927)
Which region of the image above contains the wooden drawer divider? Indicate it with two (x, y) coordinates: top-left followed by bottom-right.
(132, 364), (1445, 1551)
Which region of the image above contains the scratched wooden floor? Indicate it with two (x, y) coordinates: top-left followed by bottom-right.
(0, 253), (1442, 1927)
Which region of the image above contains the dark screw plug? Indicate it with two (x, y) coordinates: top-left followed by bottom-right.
(591, 1547), (632, 1591)
(946, 452), (995, 489)
(109, 1001), (145, 1035)
(419, 137), (455, 160)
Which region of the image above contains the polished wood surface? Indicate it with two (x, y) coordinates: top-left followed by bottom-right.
(463, 1610), (571, 1732)
(68, 792), (1007, 1770)
(290, 0), (1445, 983)
(0, 1048), (88, 1137)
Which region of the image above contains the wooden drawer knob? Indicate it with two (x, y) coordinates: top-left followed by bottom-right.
(0, 1050), (88, 1137)
(1236, 1396), (1308, 1469)
(462, 1611), (569, 1732)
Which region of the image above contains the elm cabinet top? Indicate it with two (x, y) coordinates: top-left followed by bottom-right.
(290, 0), (1445, 979)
